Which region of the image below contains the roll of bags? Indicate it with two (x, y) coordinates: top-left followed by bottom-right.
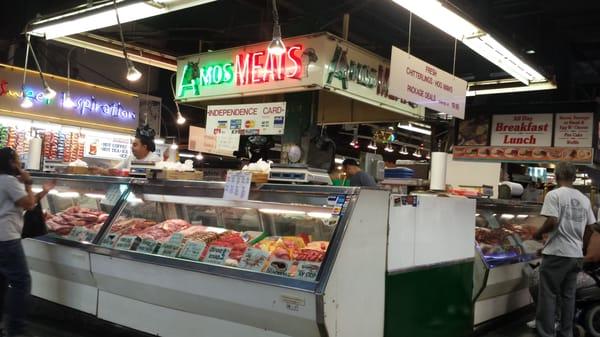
(430, 152), (448, 191)
(27, 137), (43, 170)
(500, 181), (525, 197)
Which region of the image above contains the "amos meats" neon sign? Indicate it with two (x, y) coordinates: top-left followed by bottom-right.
(178, 45), (304, 97)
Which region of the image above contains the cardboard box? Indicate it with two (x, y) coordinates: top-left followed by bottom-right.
(67, 166), (89, 175)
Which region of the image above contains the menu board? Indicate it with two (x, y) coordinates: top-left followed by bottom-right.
(491, 114), (553, 147)
(554, 113), (593, 148)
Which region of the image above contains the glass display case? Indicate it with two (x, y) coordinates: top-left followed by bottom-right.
(97, 181), (341, 282)
(475, 199), (545, 268)
(24, 173), (390, 337)
(31, 173), (131, 244)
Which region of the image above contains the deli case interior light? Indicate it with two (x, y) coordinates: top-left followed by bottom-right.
(259, 209), (306, 215)
(500, 214), (515, 219)
(57, 191), (80, 198)
(307, 212), (333, 219)
(84, 193), (106, 199)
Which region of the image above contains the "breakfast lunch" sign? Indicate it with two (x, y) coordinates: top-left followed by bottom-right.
(491, 114), (553, 147)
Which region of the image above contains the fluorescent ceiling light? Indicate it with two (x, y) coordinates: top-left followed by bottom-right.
(28, 0), (216, 40)
(392, 0), (547, 85)
(334, 158), (344, 164)
(397, 123), (432, 136)
(467, 81), (557, 96)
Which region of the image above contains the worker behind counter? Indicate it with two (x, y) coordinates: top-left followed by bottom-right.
(342, 159), (377, 187)
(114, 125), (161, 170)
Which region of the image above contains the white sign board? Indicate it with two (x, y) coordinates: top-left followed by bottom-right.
(188, 126), (239, 157)
(83, 133), (131, 160)
(223, 170), (252, 201)
(206, 102), (286, 136)
(388, 47), (467, 119)
(554, 113), (593, 148)
(491, 114), (553, 147)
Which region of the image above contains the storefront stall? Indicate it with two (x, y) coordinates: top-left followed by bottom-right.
(453, 106), (599, 325)
(0, 63), (141, 167)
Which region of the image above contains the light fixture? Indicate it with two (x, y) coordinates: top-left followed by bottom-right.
(399, 146), (409, 155)
(63, 93), (76, 108)
(525, 49), (536, 55)
(392, 0), (547, 85)
(112, 0), (142, 82)
(388, 125), (395, 130)
(467, 81), (557, 96)
(154, 138), (165, 145)
(176, 111), (186, 125)
(307, 212), (333, 219)
(398, 122), (432, 136)
(425, 151), (431, 160)
(171, 73), (186, 124)
(368, 141), (378, 150)
(63, 48), (76, 108)
(170, 143), (178, 150)
(385, 144), (394, 152)
(42, 85), (57, 99)
(260, 209), (306, 215)
(267, 0), (286, 56)
(125, 59), (142, 82)
(25, 35), (57, 100)
(349, 137), (359, 147)
(28, 1), (218, 40)
(195, 153), (203, 160)
(334, 157), (344, 164)
(20, 96), (34, 109)
(413, 149), (422, 158)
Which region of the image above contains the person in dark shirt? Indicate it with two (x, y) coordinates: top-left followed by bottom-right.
(342, 159), (377, 187)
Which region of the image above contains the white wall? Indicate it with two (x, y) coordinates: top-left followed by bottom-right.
(445, 154), (501, 198)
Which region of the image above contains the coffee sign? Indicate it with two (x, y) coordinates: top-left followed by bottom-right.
(491, 114), (553, 147)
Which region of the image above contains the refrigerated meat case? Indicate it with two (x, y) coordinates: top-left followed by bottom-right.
(25, 173), (389, 337)
(473, 199), (545, 325)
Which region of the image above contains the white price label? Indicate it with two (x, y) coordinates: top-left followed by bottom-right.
(223, 171), (252, 201)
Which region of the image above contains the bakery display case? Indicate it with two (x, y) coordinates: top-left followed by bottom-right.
(23, 174), (390, 337)
(473, 199), (544, 325)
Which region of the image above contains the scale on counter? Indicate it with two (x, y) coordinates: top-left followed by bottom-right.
(268, 164), (332, 185)
(130, 161), (156, 177)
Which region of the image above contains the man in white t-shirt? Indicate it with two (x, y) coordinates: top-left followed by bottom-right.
(534, 162), (596, 337)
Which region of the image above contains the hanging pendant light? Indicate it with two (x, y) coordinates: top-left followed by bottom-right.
(42, 84), (56, 99)
(413, 149), (422, 158)
(176, 111), (186, 125)
(399, 146), (408, 155)
(368, 140), (378, 150)
(26, 35), (56, 100)
(425, 151), (431, 160)
(20, 96), (34, 109)
(267, 0), (286, 55)
(385, 144), (394, 152)
(114, 0), (142, 82)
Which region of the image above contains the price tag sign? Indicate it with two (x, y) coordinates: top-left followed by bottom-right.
(295, 262), (321, 281)
(157, 242), (181, 257)
(103, 184), (125, 206)
(100, 233), (118, 248)
(203, 246), (231, 265)
(223, 171), (252, 201)
(83, 230), (97, 242)
(114, 235), (138, 250)
(136, 239), (159, 254)
(264, 259), (291, 276)
(67, 226), (88, 241)
(178, 241), (207, 261)
(168, 233), (185, 246)
(239, 248), (270, 271)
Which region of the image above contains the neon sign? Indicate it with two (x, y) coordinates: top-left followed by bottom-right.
(0, 79), (136, 121)
(76, 96), (136, 121)
(178, 45), (304, 97)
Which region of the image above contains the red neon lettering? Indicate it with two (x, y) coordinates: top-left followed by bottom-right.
(251, 51), (265, 84)
(286, 45), (303, 79)
(235, 54), (250, 85)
